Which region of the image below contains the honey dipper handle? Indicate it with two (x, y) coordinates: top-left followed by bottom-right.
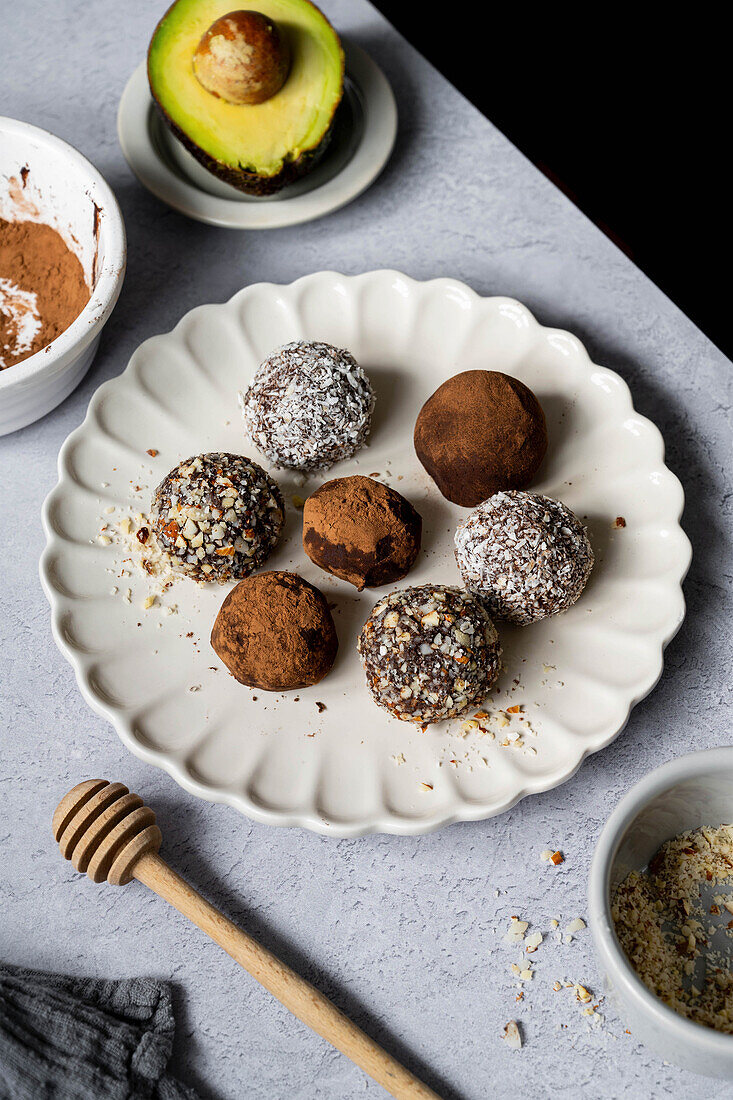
(133, 853), (442, 1100)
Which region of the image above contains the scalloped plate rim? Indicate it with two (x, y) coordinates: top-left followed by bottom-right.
(39, 270), (692, 836)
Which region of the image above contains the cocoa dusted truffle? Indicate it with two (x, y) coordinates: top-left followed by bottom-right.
(211, 571), (338, 690)
(357, 584), (501, 724)
(151, 452), (283, 583)
(455, 491), (594, 625)
(414, 370), (548, 507)
(239, 340), (375, 472)
(302, 476), (422, 591)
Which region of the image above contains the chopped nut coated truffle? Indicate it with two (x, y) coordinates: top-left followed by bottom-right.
(357, 584), (501, 724)
(151, 452), (283, 583)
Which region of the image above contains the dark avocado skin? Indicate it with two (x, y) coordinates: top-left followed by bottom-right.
(157, 103), (337, 196)
(147, 0), (344, 197)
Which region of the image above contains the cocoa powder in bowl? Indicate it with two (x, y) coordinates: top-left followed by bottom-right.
(414, 370), (548, 507)
(211, 570), (338, 691)
(0, 217), (90, 370)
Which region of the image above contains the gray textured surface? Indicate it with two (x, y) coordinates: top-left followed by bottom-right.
(1, 2), (731, 1097)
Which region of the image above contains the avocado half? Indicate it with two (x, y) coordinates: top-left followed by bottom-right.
(148, 0), (345, 196)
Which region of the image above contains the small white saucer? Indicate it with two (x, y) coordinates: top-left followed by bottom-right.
(117, 41), (397, 229)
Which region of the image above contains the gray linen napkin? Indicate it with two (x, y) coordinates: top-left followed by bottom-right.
(0, 962), (200, 1100)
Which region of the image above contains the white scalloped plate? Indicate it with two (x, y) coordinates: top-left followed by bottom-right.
(40, 271), (691, 836)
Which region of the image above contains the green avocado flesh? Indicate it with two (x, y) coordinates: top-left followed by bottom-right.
(148, 0), (344, 194)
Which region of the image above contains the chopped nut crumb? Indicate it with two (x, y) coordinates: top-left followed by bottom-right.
(565, 917), (586, 935)
(502, 1020), (522, 1050)
(504, 918), (529, 944)
(613, 823), (733, 1033)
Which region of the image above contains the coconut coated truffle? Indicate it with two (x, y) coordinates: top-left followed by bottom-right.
(357, 584), (502, 724)
(239, 341), (375, 472)
(151, 452), (284, 583)
(302, 475), (422, 591)
(455, 491), (594, 625)
(211, 570), (338, 690)
(414, 370), (548, 507)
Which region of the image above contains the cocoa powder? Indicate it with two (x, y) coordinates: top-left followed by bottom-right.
(0, 216), (90, 370)
(211, 571), (338, 691)
(414, 370), (548, 507)
(303, 475), (422, 590)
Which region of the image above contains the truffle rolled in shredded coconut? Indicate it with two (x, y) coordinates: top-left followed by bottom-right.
(454, 491), (593, 625)
(151, 452), (284, 582)
(239, 340), (375, 472)
(357, 584), (502, 724)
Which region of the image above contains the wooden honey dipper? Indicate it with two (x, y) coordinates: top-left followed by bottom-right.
(53, 779), (441, 1100)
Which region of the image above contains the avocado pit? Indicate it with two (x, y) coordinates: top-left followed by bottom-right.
(193, 10), (290, 105)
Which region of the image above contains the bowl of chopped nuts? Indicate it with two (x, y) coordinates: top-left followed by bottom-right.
(589, 748), (733, 1077)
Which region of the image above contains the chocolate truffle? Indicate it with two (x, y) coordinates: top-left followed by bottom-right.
(302, 475), (422, 591)
(211, 571), (338, 690)
(455, 491), (594, 625)
(151, 452), (284, 583)
(357, 584), (501, 724)
(239, 341), (375, 472)
(414, 370), (548, 507)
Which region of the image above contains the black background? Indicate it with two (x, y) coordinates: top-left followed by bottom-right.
(372, 6), (729, 359)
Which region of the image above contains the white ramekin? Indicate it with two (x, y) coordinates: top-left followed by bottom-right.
(589, 747), (733, 1078)
(0, 117), (126, 435)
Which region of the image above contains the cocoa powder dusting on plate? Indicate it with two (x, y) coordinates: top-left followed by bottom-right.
(0, 216), (90, 370)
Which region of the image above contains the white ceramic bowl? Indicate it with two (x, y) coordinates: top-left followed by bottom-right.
(0, 117), (126, 435)
(589, 748), (733, 1078)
